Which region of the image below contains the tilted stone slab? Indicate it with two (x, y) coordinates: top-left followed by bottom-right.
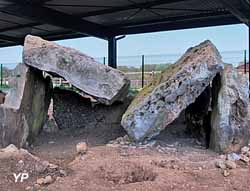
(23, 35), (129, 105)
(210, 65), (250, 153)
(0, 63), (51, 148)
(121, 40), (223, 141)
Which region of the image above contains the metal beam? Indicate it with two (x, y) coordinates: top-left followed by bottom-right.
(108, 37), (117, 68)
(0, 23), (40, 33)
(110, 14), (240, 36)
(0, 34), (23, 44)
(0, 43), (17, 48)
(217, 0), (250, 25)
(78, 0), (187, 18)
(110, 11), (232, 28)
(0, 32), (86, 48)
(43, 32), (86, 41)
(0, 3), (109, 40)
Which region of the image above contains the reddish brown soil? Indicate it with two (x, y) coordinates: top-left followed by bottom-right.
(0, 123), (250, 191)
(45, 146), (250, 191)
(0, 155), (37, 191)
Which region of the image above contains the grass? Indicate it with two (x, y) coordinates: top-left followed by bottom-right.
(0, 84), (10, 92)
(129, 89), (139, 96)
(0, 84), (9, 88)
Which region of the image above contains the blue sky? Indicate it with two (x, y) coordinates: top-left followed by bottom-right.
(0, 24), (248, 64)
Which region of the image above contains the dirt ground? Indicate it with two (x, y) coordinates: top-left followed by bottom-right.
(1, 120), (250, 191)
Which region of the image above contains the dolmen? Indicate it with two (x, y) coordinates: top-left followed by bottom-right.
(0, 35), (130, 147)
(121, 40), (250, 153)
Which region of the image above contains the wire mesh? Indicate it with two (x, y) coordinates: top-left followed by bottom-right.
(0, 50), (248, 90)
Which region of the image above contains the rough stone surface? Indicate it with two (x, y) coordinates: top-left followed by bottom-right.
(210, 65), (250, 153)
(241, 146), (250, 154)
(240, 154), (250, 163)
(43, 175), (53, 184)
(37, 175), (54, 185)
(222, 170), (230, 177)
(76, 142), (88, 154)
(43, 99), (59, 133)
(23, 35), (130, 105)
(215, 160), (226, 169)
(121, 40), (223, 141)
(0, 63), (51, 148)
(36, 178), (45, 185)
(0, 144), (19, 159)
(225, 160), (236, 169)
(52, 88), (132, 144)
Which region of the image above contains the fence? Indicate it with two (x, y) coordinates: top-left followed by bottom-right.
(0, 63), (15, 92)
(96, 50), (249, 89)
(0, 50), (249, 91)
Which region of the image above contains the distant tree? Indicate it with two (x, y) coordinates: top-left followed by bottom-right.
(143, 64), (156, 72)
(155, 63), (171, 71)
(118, 66), (130, 72)
(118, 66), (141, 72)
(119, 63), (172, 73)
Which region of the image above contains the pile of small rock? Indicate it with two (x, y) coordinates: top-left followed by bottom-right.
(107, 136), (163, 150)
(28, 168), (67, 190)
(215, 144), (250, 177)
(107, 136), (179, 154)
(107, 135), (131, 147)
(0, 144), (69, 191)
(239, 146), (250, 162)
(36, 175), (54, 185)
(215, 158), (236, 177)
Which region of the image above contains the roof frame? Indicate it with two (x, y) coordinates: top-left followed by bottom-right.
(0, 34), (23, 44)
(0, 0), (247, 47)
(77, 0), (187, 18)
(217, 0), (250, 25)
(0, 1), (111, 40)
(0, 31), (85, 48)
(110, 13), (240, 35)
(110, 10), (232, 28)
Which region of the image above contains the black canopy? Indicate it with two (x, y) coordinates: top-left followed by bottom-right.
(0, 0), (249, 48)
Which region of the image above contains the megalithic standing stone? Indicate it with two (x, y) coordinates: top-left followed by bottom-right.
(23, 35), (130, 105)
(0, 63), (51, 147)
(121, 40), (223, 142)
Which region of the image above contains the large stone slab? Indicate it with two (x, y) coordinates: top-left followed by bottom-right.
(121, 40), (223, 141)
(210, 65), (250, 153)
(0, 63), (51, 148)
(23, 35), (129, 105)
